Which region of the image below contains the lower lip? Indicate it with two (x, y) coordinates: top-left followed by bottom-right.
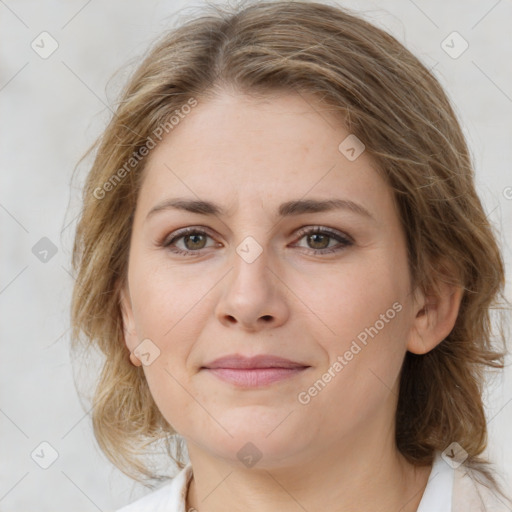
(203, 367), (308, 387)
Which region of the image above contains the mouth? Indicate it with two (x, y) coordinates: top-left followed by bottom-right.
(200, 354), (311, 388)
(201, 367), (310, 387)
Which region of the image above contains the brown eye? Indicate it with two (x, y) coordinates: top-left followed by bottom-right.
(161, 226), (353, 257)
(163, 228), (217, 255)
(306, 232), (331, 250)
(294, 227), (353, 255)
(182, 233), (208, 250)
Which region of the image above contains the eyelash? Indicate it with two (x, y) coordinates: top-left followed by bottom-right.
(160, 226), (353, 257)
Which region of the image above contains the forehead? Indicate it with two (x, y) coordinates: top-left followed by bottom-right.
(136, 90), (392, 220)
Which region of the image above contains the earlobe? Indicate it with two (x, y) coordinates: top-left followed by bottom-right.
(406, 282), (464, 355)
(129, 351), (142, 367)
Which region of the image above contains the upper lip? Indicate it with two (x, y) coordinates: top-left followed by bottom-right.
(202, 354), (309, 369)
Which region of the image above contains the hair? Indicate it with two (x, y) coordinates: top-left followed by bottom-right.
(70, 0), (511, 501)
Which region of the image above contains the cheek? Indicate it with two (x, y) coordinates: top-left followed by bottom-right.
(300, 303), (408, 442)
(291, 250), (407, 343)
(295, 250), (409, 400)
(129, 254), (213, 339)
(127, 258), (217, 431)
(142, 363), (199, 435)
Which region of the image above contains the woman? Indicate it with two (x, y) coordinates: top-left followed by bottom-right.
(71, 1), (512, 510)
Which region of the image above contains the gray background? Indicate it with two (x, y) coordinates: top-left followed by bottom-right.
(1, 0), (511, 510)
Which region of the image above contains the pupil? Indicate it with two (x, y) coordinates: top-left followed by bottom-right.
(186, 234), (205, 250)
(309, 233), (328, 249)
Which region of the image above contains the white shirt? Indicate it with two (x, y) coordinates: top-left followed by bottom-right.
(114, 450), (511, 511)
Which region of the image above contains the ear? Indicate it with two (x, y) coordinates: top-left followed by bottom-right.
(406, 272), (464, 355)
(119, 284), (139, 353)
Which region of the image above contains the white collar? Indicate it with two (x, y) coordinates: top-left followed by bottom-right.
(417, 450), (454, 512)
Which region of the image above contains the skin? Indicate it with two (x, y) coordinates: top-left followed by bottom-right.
(121, 89), (463, 512)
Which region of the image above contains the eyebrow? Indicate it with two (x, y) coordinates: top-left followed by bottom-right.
(146, 197), (374, 221)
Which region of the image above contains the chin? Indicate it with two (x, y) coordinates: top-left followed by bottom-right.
(210, 437), (304, 470)
(198, 420), (309, 468)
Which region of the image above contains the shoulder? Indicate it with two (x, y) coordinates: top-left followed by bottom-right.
(417, 451), (511, 512)
(114, 463), (193, 512)
(452, 463), (512, 512)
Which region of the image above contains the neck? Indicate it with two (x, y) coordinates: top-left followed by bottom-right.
(185, 436), (432, 512)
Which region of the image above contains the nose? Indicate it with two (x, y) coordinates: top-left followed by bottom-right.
(214, 244), (290, 332)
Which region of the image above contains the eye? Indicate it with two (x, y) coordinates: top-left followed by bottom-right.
(160, 226), (353, 256)
(293, 226), (353, 254)
(161, 227), (218, 256)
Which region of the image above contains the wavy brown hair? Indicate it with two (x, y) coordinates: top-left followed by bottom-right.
(70, 0), (510, 499)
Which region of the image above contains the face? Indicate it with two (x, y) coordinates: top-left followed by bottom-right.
(121, 89), (423, 469)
